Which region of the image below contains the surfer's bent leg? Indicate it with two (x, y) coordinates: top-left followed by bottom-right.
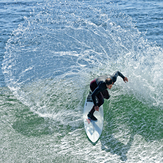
(89, 79), (104, 114)
(96, 92), (104, 107)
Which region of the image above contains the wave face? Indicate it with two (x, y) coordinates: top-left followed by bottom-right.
(3, 0), (163, 115)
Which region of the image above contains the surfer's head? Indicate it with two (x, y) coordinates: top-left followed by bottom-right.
(105, 78), (113, 89)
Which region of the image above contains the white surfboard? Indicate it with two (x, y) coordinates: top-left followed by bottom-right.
(83, 91), (104, 143)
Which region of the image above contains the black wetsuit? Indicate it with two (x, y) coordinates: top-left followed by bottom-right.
(91, 71), (125, 107)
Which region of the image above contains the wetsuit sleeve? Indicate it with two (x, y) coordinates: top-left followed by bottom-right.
(112, 71), (125, 82)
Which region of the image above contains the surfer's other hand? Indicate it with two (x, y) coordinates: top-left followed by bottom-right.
(95, 106), (99, 111)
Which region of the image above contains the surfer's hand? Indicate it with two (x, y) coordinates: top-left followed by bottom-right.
(95, 106), (99, 111)
(123, 77), (128, 83)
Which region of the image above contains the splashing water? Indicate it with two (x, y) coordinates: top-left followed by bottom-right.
(2, 0), (163, 124)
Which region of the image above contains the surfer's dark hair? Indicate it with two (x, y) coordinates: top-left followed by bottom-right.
(105, 78), (113, 85)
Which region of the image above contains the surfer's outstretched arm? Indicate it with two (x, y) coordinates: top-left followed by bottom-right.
(111, 71), (128, 83)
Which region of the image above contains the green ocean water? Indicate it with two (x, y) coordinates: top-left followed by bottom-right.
(1, 86), (163, 163)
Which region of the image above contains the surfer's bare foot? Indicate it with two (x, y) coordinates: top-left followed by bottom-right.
(88, 112), (97, 121)
(87, 119), (91, 124)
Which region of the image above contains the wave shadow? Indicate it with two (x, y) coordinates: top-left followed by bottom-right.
(100, 132), (134, 161)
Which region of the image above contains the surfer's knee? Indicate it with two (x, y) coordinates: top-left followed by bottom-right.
(98, 98), (104, 106)
(105, 94), (110, 99)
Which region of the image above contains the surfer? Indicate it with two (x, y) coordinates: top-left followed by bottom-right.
(88, 71), (128, 121)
